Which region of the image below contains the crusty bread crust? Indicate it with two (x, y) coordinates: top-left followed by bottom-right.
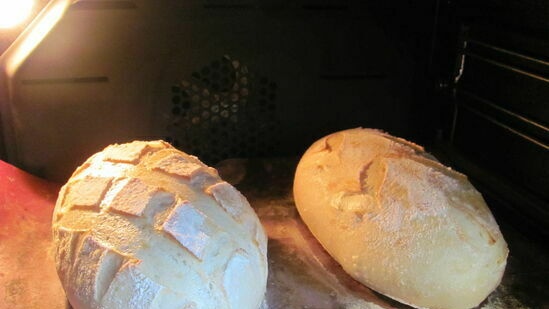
(52, 141), (268, 309)
(293, 128), (508, 309)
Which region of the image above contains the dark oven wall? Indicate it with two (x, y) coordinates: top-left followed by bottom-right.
(0, 0), (441, 181)
(1, 0), (545, 237)
(432, 0), (549, 238)
(0, 0), (51, 160)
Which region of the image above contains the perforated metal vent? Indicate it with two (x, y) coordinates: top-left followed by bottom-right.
(167, 56), (280, 164)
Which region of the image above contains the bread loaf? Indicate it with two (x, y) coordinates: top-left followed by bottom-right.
(52, 141), (268, 309)
(293, 128), (508, 309)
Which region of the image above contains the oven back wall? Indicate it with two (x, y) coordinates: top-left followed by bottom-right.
(0, 0), (429, 181)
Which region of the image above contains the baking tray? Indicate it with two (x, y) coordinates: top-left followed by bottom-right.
(1, 158), (548, 308)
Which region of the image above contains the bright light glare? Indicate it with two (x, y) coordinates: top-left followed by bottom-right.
(0, 0), (35, 29)
(6, 0), (68, 75)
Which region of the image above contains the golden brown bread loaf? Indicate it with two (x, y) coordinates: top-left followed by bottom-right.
(293, 128), (508, 309)
(52, 141), (268, 309)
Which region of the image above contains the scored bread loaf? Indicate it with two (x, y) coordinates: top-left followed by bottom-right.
(293, 128), (508, 309)
(52, 141), (268, 309)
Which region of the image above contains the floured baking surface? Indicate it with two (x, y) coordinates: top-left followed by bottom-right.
(1, 157), (546, 308)
(52, 141), (268, 309)
(0, 160), (67, 309)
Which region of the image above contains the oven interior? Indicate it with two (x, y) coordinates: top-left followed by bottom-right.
(0, 1), (548, 308)
(0, 0), (547, 241)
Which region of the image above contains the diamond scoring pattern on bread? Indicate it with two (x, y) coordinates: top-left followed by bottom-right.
(53, 227), (85, 288)
(101, 260), (163, 309)
(71, 235), (129, 302)
(161, 201), (215, 260)
(102, 178), (159, 217)
(103, 142), (156, 164)
(66, 176), (113, 208)
(152, 153), (204, 178)
(52, 141), (268, 309)
(207, 182), (246, 219)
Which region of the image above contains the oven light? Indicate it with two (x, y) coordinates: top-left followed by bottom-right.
(5, 0), (69, 76)
(0, 0), (35, 29)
